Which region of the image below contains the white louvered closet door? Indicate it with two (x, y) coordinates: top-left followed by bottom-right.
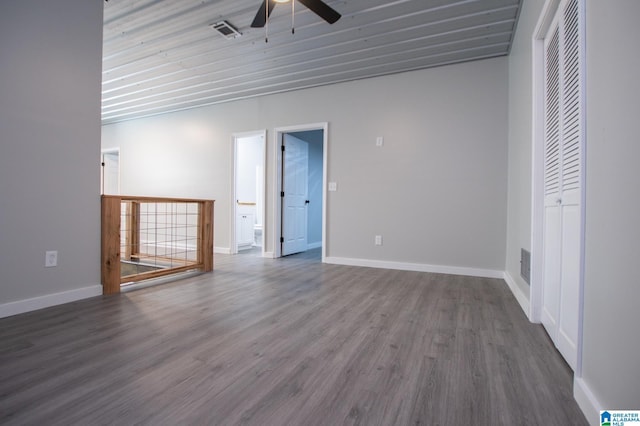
(541, 0), (583, 371)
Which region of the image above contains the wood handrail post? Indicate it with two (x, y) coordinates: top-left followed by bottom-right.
(101, 195), (121, 294)
(200, 200), (214, 272)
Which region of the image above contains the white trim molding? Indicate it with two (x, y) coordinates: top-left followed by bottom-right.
(324, 256), (503, 279)
(574, 377), (601, 426)
(0, 285), (102, 319)
(214, 246), (231, 254)
(503, 271), (531, 319)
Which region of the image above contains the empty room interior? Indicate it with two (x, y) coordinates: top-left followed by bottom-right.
(1, 0), (639, 424)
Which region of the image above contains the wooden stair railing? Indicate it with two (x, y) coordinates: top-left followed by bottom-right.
(101, 195), (214, 294)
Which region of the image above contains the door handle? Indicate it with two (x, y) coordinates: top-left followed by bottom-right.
(305, 200), (310, 204)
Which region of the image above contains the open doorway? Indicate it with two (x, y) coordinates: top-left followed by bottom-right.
(273, 123), (327, 261)
(101, 148), (120, 195)
(232, 131), (266, 256)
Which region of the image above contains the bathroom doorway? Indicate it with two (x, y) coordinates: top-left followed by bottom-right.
(232, 131), (266, 255)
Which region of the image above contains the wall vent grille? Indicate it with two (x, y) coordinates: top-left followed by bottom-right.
(520, 248), (531, 285)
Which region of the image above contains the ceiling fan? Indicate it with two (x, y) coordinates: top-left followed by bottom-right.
(250, 0), (341, 28)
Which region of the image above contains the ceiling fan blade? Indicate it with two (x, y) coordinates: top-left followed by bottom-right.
(297, 0), (341, 24)
(251, 0), (277, 28)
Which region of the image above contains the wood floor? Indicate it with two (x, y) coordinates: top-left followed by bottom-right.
(0, 249), (587, 425)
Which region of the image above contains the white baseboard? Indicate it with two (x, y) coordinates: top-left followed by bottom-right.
(216, 246), (273, 258)
(0, 284), (102, 319)
(574, 376), (601, 426)
(503, 271), (531, 319)
(323, 256), (503, 279)
(307, 241), (322, 250)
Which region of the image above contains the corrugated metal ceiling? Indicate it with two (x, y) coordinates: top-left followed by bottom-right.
(102, 0), (522, 124)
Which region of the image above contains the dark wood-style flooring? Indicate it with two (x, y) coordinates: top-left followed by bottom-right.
(0, 249), (587, 425)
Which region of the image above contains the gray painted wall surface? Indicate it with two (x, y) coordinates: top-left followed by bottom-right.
(505, 0), (545, 298)
(0, 0), (103, 304)
(582, 0), (640, 409)
(102, 57), (509, 272)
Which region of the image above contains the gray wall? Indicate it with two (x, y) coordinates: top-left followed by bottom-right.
(102, 57), (509, 273)
(0, 0), (103, 310)
(505, 0), (545, 305)
(582, 0), (640, 410)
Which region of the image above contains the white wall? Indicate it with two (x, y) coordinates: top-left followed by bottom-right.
(580, 0), (640, 412)
(505, 0), (545, 309)
(236, 135), (263, 204)
(103, 57), (509, 275)
(0, 0), (103, 316)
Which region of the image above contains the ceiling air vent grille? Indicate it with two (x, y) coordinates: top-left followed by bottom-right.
(210, 21), (242, 39)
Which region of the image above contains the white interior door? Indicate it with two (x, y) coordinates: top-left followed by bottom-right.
(101, 151), (120, 195)
(541, 198), (561, 340)
(281, 134), (308, 256)
(541, 21), (561, 341)
(540, 0), (583, 371)
(557, 192), (581, 366)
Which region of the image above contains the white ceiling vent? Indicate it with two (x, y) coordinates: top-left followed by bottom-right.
(210, 21), (242, 39)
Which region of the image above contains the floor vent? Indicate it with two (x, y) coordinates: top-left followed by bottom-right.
(520, 249), (531, 285)
(211, 21), (242, 39)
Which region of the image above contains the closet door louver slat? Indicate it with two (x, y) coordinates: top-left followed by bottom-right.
(544, 27), (561, 197)
(561, 0), (581, 193)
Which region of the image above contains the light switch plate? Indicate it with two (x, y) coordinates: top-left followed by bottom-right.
(376, 136), (384, 147)
(328, 182), (337, 191)
(45, 250), (58, 267)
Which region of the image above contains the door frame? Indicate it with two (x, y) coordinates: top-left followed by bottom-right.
(100, 147), (120, 195)
(531, 0), (586, 374)
(272, 123), (328, 261)
(231, 130), (267, 256)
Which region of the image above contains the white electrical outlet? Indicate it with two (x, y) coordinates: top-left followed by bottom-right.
(375, 235), (383, 246)
(45, 250), (58, 267)
(328, 182), (338, 191)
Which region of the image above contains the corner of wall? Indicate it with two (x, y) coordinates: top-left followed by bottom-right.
(574, 376), (601, 426)
(503, 271), (531, 319)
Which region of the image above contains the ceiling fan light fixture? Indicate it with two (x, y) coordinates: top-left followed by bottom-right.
(251, 0), (340, 29)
